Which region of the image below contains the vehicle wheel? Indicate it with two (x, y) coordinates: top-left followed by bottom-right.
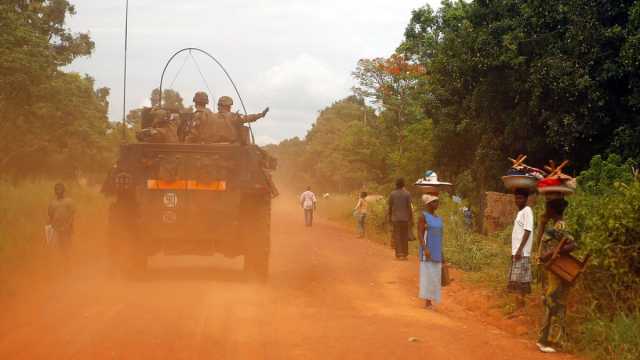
(243, 193), (271, 280)
(107, 199), (145, 278)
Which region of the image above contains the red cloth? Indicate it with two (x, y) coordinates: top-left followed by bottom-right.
(537, 178), (562, 188)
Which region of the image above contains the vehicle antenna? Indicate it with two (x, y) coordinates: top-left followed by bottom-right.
(121, 0), (129, 141)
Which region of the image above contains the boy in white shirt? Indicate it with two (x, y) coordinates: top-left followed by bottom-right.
(508, 188), (534, 309)
(300, 186), (317, 227)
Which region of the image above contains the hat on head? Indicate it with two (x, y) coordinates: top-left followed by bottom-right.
(422, 194), (439, 205)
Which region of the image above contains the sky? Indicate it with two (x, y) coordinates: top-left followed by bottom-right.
(67, 0), (441, 145)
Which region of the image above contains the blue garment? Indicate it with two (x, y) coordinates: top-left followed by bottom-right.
(419, 261), (442, 303)
(422, 212), (443, 262)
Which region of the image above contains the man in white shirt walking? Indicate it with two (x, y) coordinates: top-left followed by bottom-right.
(300, 186), (317, 227)
(508, 188), (535, 309)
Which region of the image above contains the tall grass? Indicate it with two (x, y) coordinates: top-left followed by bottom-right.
(0, 180), (110, 294)
(0, 181), (54, 260)
(575, 311), (640, 360)
(320, 192), (508, 268)
(319, 191), (640, 360)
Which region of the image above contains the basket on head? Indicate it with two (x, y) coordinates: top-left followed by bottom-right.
(415, 170), (452, 195)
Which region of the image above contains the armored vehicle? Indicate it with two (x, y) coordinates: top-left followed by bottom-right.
(103, 48), (277, 279)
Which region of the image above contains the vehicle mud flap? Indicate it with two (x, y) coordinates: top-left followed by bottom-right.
(242, 193), (271, 280)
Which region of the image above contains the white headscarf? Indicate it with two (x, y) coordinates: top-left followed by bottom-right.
(422, 194), (439, 205)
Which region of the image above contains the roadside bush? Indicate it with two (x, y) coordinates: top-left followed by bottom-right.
(577, 154), (636, 195)
(567, 159), (640, 313)
(576, 311), (640, 360)
(434, 194), (499, 272)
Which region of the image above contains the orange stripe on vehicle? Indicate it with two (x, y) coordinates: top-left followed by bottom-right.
(146, 180), (226, 191)
(146, 180), (188, 190)
(187, 180), (226, 191)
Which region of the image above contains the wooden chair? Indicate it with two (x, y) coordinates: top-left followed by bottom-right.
(545, 237), (590, 285)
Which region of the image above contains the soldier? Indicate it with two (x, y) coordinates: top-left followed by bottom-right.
(209, 96), (269, 143)
(182, 91), (214, 143)
(136, 109), (179, 143)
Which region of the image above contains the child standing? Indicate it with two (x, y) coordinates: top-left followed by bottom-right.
(507, 188), (534, 309)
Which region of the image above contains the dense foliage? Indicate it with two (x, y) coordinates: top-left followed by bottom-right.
(0, 0), (113, 178)
(270, 0), (640, 206)
(567, 156), (640, 312)
(268, 96), (434, 193)
(399, 0), (640, 196)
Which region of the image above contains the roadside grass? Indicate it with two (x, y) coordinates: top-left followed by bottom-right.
(0, 180), (110, 296)
(574, 311), (640, 360)
(319, 192), (640, 360)
(320, 192), (509, 267)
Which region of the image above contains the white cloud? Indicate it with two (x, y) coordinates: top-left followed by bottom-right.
(249, 53), (350, 111)
(254, 134), (277, 146)
(66, 0), (441, 143)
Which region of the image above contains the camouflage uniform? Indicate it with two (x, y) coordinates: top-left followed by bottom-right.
(183, 91), (215, 144)
(210, 96), (268, 144)
(184, 107), (215, 143)
(136, 109), (179, 143)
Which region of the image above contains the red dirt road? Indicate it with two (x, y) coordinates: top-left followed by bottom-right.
(0, 197), (577, 359)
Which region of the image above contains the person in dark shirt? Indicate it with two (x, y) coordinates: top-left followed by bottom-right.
(388, 178), (413, 260)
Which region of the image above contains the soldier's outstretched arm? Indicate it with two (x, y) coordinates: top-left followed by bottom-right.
(239, 107), (269, 124)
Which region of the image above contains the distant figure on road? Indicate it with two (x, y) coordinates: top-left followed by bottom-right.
(388, 178), (413, 260)
(418, 194), (443, 308)
(353, 192), (368, 238)
(48, 183), (76, 255)
(508, 188), (534, 310)
(300, 186), (317, 227)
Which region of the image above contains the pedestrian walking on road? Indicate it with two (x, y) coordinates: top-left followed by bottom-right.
(300, 186), (317, 227)
(353, 192), (368, 238)
(418, 194), (444, 308)
(48, 183), (76, 255)
(507, 188), (534, 310)
(388, 178), (413, 260)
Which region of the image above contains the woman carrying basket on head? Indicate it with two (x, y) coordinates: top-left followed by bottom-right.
(417, 194), (444, 309)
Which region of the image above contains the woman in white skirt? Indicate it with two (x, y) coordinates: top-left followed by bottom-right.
(417, 194), (444, 309)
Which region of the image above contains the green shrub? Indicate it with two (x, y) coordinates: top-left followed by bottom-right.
(577, 154), (636, 195)
(576, 312), (640, 360)
(567, 163), (640, 313)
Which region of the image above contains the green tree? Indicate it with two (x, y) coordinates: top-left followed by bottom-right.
(396, 0), (640, 203)
(0, 0), (112, 178)
(151, 88), (185, 110)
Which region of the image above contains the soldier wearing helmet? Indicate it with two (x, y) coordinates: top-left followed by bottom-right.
(136, 108), (179, 143)
(182, 91), (214, 143)
(209, 96), (269, 144)
(194, 91), (209, 106)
